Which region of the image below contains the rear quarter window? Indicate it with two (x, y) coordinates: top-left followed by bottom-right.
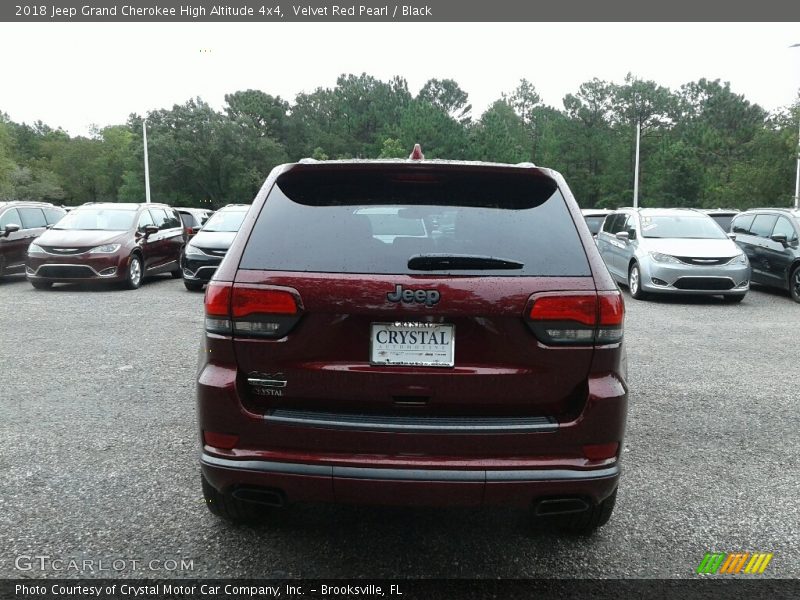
(240, 166), (591, 277)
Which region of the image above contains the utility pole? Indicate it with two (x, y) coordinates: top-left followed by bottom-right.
(143, 120), (151, 204)
(633, 121), (641, 208)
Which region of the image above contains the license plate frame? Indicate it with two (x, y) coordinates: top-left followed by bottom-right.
(369, 321), (455, 368)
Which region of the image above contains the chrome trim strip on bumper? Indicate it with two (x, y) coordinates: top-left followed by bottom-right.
(183, 265), (219, 280)
(201, 453), (620, 482)
(29, 263), (117, 277)
(263, 409), (558, 433)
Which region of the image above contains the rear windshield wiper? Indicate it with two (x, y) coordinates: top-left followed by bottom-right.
(407, 254), (524, 271)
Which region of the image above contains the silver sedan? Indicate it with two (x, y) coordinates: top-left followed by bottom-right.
(596, 208), (751, 302)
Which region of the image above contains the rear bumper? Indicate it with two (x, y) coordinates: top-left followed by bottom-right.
(201, 452), (620, 508)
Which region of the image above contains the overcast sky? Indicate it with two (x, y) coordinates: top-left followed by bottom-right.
(1, 22), (799, 136)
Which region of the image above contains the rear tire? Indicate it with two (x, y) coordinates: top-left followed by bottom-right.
(30, 280), (52, 290)
(628, 263), (647, 300)
(201, 474), (265, 524)
(790, 265), (800, 304)
(123, 255), (143, 290)
(184, 279), (204, 292)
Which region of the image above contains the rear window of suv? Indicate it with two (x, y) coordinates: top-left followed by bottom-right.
(239, 165), (590, 277)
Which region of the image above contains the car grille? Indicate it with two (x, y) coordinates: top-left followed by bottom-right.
(673, 277), (734, 290)
(198, 247), (227, 257)
(40, 246), (89, 255)
(675, 256), (730, 266)
(37, 265), (96, 278)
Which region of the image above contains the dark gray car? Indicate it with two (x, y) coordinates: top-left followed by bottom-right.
(731, 208), (800, 303)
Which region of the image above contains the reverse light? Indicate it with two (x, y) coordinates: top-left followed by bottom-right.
(204, 281), (233, 334)
(204, 282), (302, 338)
(526, 291), (624, 345)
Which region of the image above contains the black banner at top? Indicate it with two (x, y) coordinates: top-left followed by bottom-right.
(2, 0), (800, 22)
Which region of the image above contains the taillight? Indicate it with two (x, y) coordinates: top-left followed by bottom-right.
(596, 291), (624, 343)
(526, 291), (624, 345)
(205, 281), (232, 334)
(204, 282), (302, 338)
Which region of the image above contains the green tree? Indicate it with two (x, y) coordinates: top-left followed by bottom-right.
(418, 78), (472, 123)
(470, 100), (529, 164)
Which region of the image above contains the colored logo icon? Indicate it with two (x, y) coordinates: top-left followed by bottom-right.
(697, 552), (773, 574)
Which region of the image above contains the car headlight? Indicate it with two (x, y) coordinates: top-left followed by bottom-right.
(649, 252), (681, 264)
(184, 244), (205, 256)
(28, 243), (45, 255)
(88, 244), (121, 254)
(726, 252), (747, 265)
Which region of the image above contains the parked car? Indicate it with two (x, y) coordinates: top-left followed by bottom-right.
(26, 202), (184, 290)
(198, 149), (627, 533)
(176, 207), (214, 240)
(596, 208), (750, 302)
(581, 208), (613, 237)
(700, 208), (739, 233)
(730, 208), (800, 303)
(0, 201), (66, 278)
(181, 204), (249, 291)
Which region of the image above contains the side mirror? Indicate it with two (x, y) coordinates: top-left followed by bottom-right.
(142, 225), (159, 237)
(770, 233), (788, 247)
(615, 231), (630, 242)
(3, 223), (21, 237)
(727, 233), (736, 241)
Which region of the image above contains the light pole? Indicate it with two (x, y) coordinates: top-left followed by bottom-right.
(795, 118), (800, 210)
(633, 120), (641, 208)
(142, 120), (151, 204)
(791, 44), (800, 209)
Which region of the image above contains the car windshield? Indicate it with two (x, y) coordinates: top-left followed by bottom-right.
(53, 208), (136, 231)
(583, 216), (606, 235)
(641, 215), (727, 239)
(202, 210), (247, 232)
(708, 214), (735, 232)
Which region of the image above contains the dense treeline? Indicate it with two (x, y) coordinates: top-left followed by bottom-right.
(0, 73), (797, 209)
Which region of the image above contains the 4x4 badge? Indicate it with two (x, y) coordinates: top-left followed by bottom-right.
(387, 284), (440, 306)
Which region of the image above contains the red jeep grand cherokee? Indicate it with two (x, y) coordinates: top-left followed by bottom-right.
(199, 153), (627, 533)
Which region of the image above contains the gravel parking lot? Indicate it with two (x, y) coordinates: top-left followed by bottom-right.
(1, 274), (798, 579)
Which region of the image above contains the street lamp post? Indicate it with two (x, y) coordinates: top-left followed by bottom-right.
(633, 120), (641, 208)
(143, 120), (151, 204)
(795, 119), (800, 210)
(791, 44), (800, 209)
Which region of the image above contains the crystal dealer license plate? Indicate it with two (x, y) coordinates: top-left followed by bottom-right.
(370, 322), (455, 367)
